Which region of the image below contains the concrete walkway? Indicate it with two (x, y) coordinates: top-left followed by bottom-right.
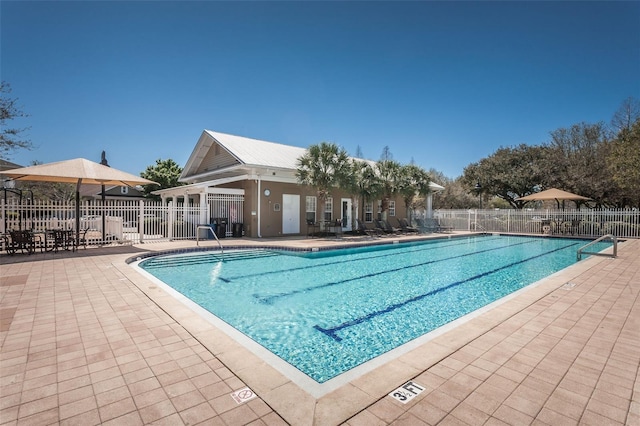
(1, 234), (638, 425)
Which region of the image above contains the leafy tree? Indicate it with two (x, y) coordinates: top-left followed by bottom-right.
(608, 118), (640, 207)
(375, 158), (401, 220)
(350, 159), (382, 222)
(0, 82), (32, 159)
(140, 159), (184, 199)
(397, 164), (431, 221)
(462, 144), (547, 209)
(543, 122), (612, 207)
(295, 142), (351, 222)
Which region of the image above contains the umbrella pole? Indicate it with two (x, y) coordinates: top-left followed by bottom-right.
(76, 179), (81, 249)
(102, 185), (106, 244)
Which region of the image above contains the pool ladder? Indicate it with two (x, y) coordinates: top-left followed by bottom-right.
(196, 225), (223, 254)
(577, 234), (617, 261)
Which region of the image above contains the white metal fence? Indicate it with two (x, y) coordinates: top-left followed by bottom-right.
(3, 198), (639, 246)
(433, 209), (640, 239)
(1, 199), (208, 245)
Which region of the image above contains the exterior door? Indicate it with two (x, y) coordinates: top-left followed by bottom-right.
(282, 194), (300, 234)
(341, 198), (352, 231)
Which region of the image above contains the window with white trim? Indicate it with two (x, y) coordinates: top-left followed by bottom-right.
(306, 196), (316, 223)
(324, 197), (333, 221)
(364, 201), (373, 222)
(389, 200), (396, 217)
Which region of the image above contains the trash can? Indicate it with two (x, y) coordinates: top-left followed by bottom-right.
(232, 223), (243, 238)
(216, 218), (228, 238)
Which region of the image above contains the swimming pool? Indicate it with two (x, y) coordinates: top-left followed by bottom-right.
(138, 235), (611, 383)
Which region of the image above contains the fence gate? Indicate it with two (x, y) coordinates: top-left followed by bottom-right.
(207, 193), (244, 237)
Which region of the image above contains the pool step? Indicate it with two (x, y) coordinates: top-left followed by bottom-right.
(143, 249), (278, 268)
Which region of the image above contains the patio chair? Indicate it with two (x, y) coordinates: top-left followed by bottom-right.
(375, 219), (401, 234)
(49, 229), (75, 252)
(434, 218), (454, 233)
(356, 219), (381, 237)
(73, 228), (90, 250)
(6, 230), (39, 255)
(416, 218), (438, 233)
(396, 218), (419, 234)
(306, 219), (319, 237)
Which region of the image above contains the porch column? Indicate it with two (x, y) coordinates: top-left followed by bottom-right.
(426, 193), (434, 219)
(257, 177), (262, 238)
(200, 191), (208, 224)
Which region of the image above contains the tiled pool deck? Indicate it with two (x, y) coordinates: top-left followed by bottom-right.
(1, 233), (638, 425)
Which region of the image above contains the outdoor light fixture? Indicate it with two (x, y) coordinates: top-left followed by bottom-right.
(475, 182), (482, 209)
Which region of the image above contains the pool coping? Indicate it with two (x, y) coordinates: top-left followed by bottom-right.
(116, 234), (621, 425)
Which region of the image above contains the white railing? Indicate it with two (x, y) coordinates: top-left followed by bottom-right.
(3, 198), (639, 245)
(1, 199), (206, 245)
(434, 209), (640, 239)
(577, 234), (618, 260)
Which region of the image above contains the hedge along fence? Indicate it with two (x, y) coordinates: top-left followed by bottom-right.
(434, 208), (640, 239)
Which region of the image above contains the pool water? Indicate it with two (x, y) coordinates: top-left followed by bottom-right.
(139, 235), (611, 383)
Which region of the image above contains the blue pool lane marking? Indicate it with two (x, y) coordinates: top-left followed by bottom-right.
(221, 236), (500, 284)
(255, 239), (537, 304)
(314, 242), (579, 342)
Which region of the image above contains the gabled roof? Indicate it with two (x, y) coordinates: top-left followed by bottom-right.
(181, 130), (309, 180)
(205, 130), (307, 169)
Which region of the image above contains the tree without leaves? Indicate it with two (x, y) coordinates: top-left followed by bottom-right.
(608, 118), (640, 207)
(16, 161), (76, 202)
(611, 97), (640, 134)
(0, 82), (33, 160)
(543, 122), (614, 207)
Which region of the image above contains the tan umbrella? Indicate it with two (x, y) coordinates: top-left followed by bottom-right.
(3, 158), (158, 246)
(519, 188), (591, 209)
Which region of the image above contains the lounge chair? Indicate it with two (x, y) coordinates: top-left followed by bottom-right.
(375, 219), (401, 234)
(356, 219), (381, 237)
(435, 219), (454, 233)
(419, 218), (453, 233)
(396, 218), (419, 233)
(415, 218), (434, 233)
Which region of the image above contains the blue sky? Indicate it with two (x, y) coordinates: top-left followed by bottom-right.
(2, 1), (639, 179)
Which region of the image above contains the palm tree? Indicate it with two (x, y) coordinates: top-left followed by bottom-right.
(349, 159), (382, 226)
(375, 159), (401, 221)
(397, 164), (431, 223)
(295, 142), (351, 224)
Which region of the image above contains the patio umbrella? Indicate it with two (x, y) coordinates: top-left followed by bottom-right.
(518, 188), (591, 209)
(2, 158), (158, 246)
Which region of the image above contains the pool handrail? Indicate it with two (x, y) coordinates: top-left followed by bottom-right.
(577, 234), (617, 261)
(196, 225), (223, 254)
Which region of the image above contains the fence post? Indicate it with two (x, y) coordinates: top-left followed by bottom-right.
(168, 200), (174, 241)
(138, 199), (144, 244)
